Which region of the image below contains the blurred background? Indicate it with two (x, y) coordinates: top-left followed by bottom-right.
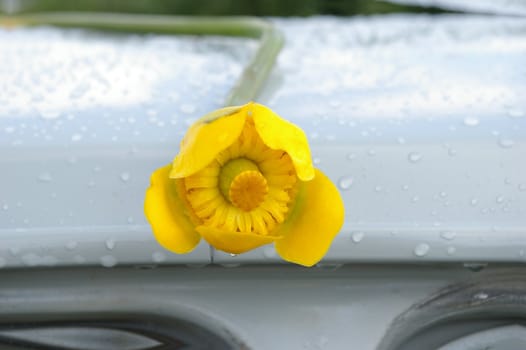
(0, 0), (466, 16)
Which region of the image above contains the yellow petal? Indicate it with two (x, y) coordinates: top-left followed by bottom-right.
(252, 103), (315, 181)
(170, 105), (247, 178)
(196, 225), (277, 254)
(274, 169), (344, 267)
(144, 164), (201, 253)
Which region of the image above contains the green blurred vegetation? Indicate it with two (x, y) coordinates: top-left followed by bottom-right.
(3, 0), (451, 16)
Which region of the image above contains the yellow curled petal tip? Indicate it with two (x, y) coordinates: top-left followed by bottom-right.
(170, 105), (247, 179)
(251, 103), (315, 181)
(144, 164), (201, 253)
(274, 169), (344, 267)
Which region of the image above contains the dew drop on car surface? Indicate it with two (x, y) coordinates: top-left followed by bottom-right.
(338, 176), (353, 190)
(351, 232), (365, 244)
(407, 152), (423, 163)
(120, 172), (131, 182)
(463, 116), (480, 127)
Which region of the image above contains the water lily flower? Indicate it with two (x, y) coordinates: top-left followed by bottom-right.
(144, 102), (344, 266)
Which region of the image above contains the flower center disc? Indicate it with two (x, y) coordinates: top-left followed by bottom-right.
(218, 158), (269, 212)
(184, 122), (297, 235)
(229, 170), (268, 211)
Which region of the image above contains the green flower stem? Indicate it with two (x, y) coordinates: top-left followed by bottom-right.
(1, 12), (284, 105)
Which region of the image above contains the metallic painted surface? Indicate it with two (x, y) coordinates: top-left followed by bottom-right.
(1, 15), (525, 268)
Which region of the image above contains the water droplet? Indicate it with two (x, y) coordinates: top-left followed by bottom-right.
(440, 231), (456, 240)
(346, 153), (356, 161)
(446, 246), (456, 256)
(414, 243), (430, 257)
(470, 198), (478, 206)
(100, 255), (117, 268)
(263, 247), (278, 259)
(105, 238), (116, 250)
(21, 253), (41, 267)
(496, 195), (505, 203)
(71, 133), (82, 142)
(39, 108), (61, 119)
(498, 137), (514, 148)
(338, 176), (353, 190)
(412, 195), (420, 202)
(120, 172), (131, 182)
(397, 137), (406, 144)
(408, 152), (422, 163)
(152, 251), (166, 263)
(127, 216), (135, 224)
(65, 241), (77, 250)
(147, 108), (158, 117)
(440, 191), (447, 198)
(313, 157), (321, 165)
(463, 116), (479, 126)
(2, 204), (8, 211)
(367, 149), (376, 156)
(375, 185), (383, 192)
(4, 126), (15, 134)
(180, 104), (196, 114)
(448, 148), (457, 157)
(37, 172), (52, 182)
(402, 185), (409, 191)
(351, 232), (365, 243)
(474, 292), (488, 300)
(519, 184), (526, 192)
(9, 247), (20, 256)
(229, 253), (237, 257)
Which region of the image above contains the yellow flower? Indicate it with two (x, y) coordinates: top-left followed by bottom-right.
(144, 102), (344, 266)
